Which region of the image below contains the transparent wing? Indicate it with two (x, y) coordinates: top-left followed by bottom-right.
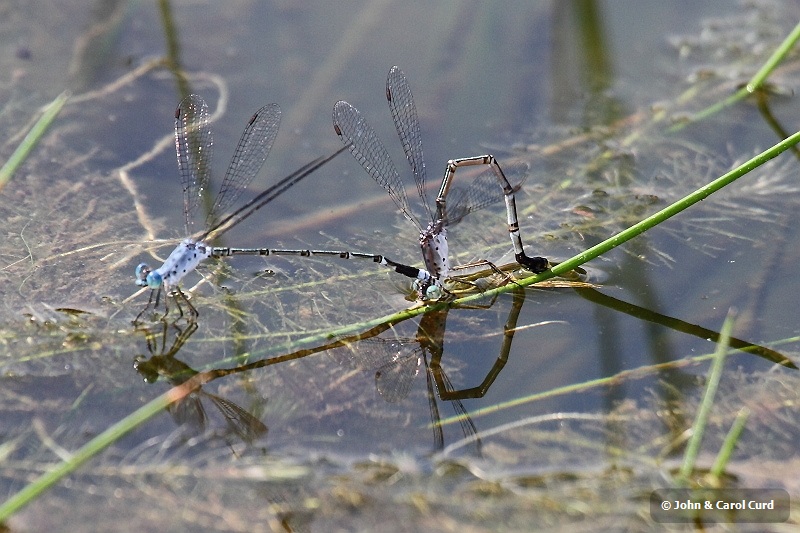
(446, 161), (530, 225)
(206, 392), (268, 444)
(333, 100), (422, 232)
(386, 65), (432, 221)
(423, 355), (444, 450)
(328, 338), (420, 403)
(175, 94), (213, 235)
(375, 349), (421, 404)
(167, 392), (208, 432)
(209, 103), (281, 225)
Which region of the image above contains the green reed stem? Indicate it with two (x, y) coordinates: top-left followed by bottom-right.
(0, 91), (70, 191)
(3, 33), (800, 520)
(678, 310), (735, 482)
(670, 20), (800, 130)
(454, 128), (800, 308)
(0, 390), (172, 521)
(709, 406), (750, 481)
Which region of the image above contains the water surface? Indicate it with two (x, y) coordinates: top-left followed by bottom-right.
(2, 1), (800, 530)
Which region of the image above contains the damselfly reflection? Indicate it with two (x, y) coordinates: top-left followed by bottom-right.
(333, 66), (549, 300)
(133, 320), (268, 446)
(328, 288), (527, 451)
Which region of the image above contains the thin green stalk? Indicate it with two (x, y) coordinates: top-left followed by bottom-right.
(0, 91), (70, 191)
(0, 126), (788, 518)
(670, 20), (800, 130)
(709, 406), (750, 480)
(436, 350), (717, 427)
(454, 128), (800, 308)
(746, 20), (800, 92)
(678, 310), (735, 482)
(0, 389), (174, 521)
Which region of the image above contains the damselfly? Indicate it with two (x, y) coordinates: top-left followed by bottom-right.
(333, 66), (549, 300)
(134, 94), (348, 322)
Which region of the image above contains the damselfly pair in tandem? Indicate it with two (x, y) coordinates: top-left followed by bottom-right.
(133, 67), (549, 322)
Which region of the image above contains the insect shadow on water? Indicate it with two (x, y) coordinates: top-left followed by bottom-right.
(328, 288), (528, 452)
(333, 66), (550, 300)
(133, 318), (268, 448)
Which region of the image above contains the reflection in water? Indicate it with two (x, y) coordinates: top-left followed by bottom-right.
(329, 289), (527, 452)
(436, 285), (795, 444)
(129, 284), (529, 455)
(574, 287), (795, 369)
(129, 266), (795, 462)
(129, 271), (793, 460)
(133, 319), (268, 446)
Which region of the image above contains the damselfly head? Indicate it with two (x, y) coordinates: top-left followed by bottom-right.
(134, 263), (163, 289)
(133, 355), (160, 384)
(412, 278), (444, 301)
(424, 284), (444, 300)
(134, 263), (151, 287)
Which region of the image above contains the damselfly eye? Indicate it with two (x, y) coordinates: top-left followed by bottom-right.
(135, 263), (150, 280)
(134, 263), (153, 286)
(425, 284), (443, 301)
(145, 271), (163, 289)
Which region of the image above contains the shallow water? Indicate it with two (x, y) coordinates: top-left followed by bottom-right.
(2, 1), (800, 530)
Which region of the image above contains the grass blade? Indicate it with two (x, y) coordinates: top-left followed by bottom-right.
(0, 91), (70, 191)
